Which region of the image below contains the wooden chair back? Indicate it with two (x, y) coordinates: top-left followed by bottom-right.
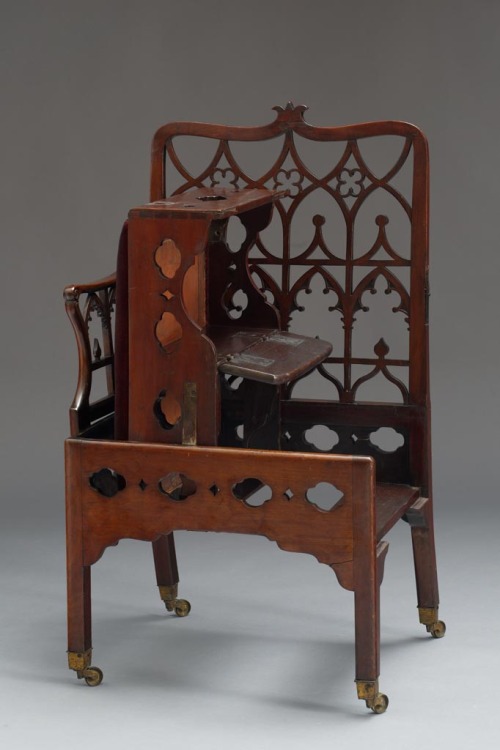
(150, 103), (431, 490)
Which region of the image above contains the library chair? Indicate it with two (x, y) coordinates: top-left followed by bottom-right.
(64, 103), (445, 712)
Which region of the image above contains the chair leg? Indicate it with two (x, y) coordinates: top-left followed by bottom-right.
(243, 381), (280, 449)
(67, 563), (103, 686)
(152, 533), (191, 617)
(406, 497), (446, 638)
(354, 542), (389, 714)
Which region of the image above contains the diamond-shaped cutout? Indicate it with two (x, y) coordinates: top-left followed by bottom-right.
(139, 479), (148, 491)
(163, 289), (175, 301)
(209, 484), (220, 496)
(283, 488), (294, 500)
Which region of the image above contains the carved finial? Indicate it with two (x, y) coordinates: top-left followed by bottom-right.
(374, 338), (390, 358)
(93, 338), (102, 361)
(272, 102), (309, 124)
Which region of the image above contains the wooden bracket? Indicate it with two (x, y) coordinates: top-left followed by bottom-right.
(403, 496), (429, 528)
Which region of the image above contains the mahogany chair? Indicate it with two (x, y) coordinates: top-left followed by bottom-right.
(64, 103), (445, 712)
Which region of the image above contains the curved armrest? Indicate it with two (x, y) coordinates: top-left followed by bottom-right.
(64, 273), (117, 301)
(64, 273), (117, 437)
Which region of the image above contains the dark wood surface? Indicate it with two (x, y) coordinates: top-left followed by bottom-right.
(210, 325), (332, 384)
(375, 484), (419, 540)
(130, 186), (287, 219)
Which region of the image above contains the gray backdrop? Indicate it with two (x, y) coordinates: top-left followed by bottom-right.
(1, 1), (498, 747)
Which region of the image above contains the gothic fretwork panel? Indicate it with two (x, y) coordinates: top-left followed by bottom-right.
(153, 103), (428, 407)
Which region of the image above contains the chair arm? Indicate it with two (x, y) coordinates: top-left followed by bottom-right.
(64, 273), (117, 437)
(64, 273), (117, 299)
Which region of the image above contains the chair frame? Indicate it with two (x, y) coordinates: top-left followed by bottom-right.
(64, 103), (445, 712)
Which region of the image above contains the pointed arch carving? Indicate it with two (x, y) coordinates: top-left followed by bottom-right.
(152, 103), (428, 405)
(352, 267), (410, 322)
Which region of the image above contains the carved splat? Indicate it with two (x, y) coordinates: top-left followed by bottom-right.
(153, 103), (424, 405)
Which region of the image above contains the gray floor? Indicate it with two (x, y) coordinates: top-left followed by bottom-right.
(0, 502), (497, 749)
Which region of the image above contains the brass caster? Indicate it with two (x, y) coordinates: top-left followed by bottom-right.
(175, 599), (191, 617)
(356, 680), (389, 714)
(368, 693), (389, 714)
(159, 585), (191, 617)
(427, 620), (446, 639)
(419, 607), (446, 639)
(77, 666), (103, 687)
(166, 598), (191, 617)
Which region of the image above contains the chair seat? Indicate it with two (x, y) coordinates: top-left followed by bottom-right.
(209, 325), (332, 385)
(376, 483), (420, 540)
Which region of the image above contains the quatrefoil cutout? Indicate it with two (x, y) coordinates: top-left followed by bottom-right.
(89, 468), (126, 498)
(306, 482), (344, 512)
(273, 168), (304, 197)
(155, 238), (182, 279)
(336, 168), (365, 197)
(155, 312), (182, 351)
(304, 425), (339, 452)
(158, 472), (197, 501)
(369, 427), (405, 453)
(153, 390), (181, 430)
(232, 478), (272, 507)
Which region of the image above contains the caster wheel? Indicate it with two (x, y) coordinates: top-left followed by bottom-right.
(83, 667), (103, 687)
(174, 599), (191, 617)
(429, 620), (446, 639)
(370, 693), (389, 714)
